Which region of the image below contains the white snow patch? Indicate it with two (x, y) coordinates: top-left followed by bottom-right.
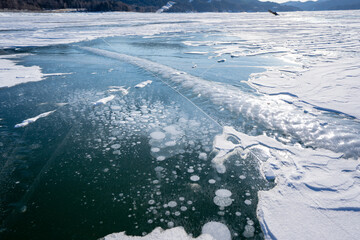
(108, 86), (129, 95)
(214, 126), (360, 239)
(93, 95), (115, 106)
(103, 227), (215, 240)
(248, 59), (360, 119)
(135, 80), (152, 88)
(14, 110), (56, 128)
(0, 55), (43, 88)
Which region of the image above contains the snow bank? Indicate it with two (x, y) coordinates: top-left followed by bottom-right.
(14, 110), (56, 128)
(214, 126), (360, 239)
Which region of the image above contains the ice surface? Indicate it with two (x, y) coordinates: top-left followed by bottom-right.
(82, 47), (360, 158)
(214, 126), (360, 239)
(14, 110), (56, 128)
(2, 11), (359, 119)
(3, 11), (360, 240)
(249, 59), (360, 118)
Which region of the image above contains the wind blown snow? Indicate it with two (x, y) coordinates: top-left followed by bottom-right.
(14, 110), (56, 128)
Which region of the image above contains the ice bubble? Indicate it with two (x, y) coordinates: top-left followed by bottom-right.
(174, 211), (181, 216)
(180, 206), (187, 211)
(151, 147), (160, 153)
(199, 152), (207, 160)
(165, 141), (176, 147)
(244, 199), (252, 205)
(215, 189), (232, 198)
(179, 197), (185, 201)
(213, 196), (233, 207)
(167, 221), (174, 228)
(113, 150), (121, 155)
(202, 221), (231, 240)
(157, 156), (166, 161)
(235, 211), (241, 216)
(239, 175), (246, 179)
(154, 166), (164, 172)
(243, 225), (255, 238)
(148, 200), (155, 205)
(190, 175), (200, 181)
(208, 179), (216, 184)
(163, 125), (182, 135)
(217, 211), (225, 216)
(150, 131), (166, 140)
(147, 219), (153, 224)
(111, 144), (121, 149)
(168, 201), (177, 208)
(187, 168), (194, 173)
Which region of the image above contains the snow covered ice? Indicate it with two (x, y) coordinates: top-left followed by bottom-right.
(1, 10), (360, 240)
(14, 110), (56, 128)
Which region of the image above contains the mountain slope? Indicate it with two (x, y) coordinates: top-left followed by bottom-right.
(0, 0), (299, 12)
(283, 0), (360, 10)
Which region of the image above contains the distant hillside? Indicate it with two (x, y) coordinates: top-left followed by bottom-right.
(167, 0), (299, 12)
(0, 0), (299, 12)
(283, 0), (360, 10)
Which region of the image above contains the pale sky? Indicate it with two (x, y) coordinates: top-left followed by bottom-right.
(259, 0), (317, 3)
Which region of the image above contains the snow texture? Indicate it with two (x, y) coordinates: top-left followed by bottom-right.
(93, 95), (115, 106)
(214, 126), (360, 239)
(14, 110), (56, 128)
(135, 80), (152, 88)
(0, 55), (43, 88)
(102, 227), (215, 240)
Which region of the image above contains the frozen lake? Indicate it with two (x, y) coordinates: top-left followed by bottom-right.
(0, 11), (359, 240)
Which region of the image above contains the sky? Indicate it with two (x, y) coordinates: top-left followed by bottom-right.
(259, 0), (316, 3)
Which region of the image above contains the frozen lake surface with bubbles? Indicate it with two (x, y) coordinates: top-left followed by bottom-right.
(0, 10), (359, 240)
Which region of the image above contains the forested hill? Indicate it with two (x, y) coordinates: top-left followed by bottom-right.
(0, 0), (299, 12)
(283, 0), (360, 11)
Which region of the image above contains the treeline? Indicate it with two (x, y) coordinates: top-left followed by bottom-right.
(0, 0), (300, 12)
(0, 0), (161, 12)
